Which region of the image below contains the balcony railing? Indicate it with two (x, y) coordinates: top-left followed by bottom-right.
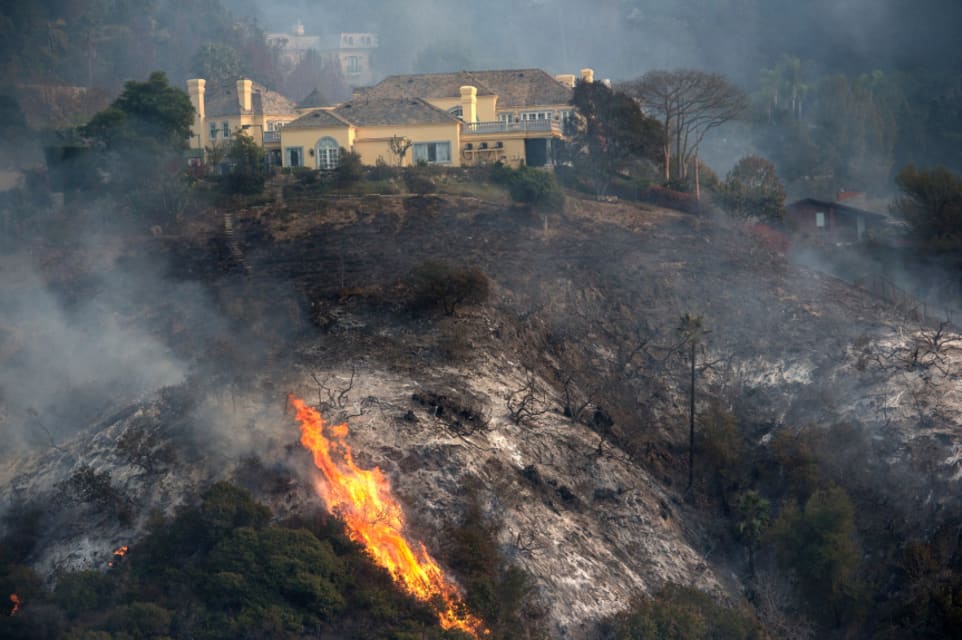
(263, 130), (281, 143)
(463, 120), (562, 135)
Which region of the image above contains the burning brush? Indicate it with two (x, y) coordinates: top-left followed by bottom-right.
(107, 544), (128, 567)
(288, 394), (487, 638)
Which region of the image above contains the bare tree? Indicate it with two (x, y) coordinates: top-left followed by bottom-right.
(621, 70), (747, 196)
(507, 371), (550, 426)
(389, 135), (413, 167)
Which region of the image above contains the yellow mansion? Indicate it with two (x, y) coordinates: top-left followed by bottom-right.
(186, 67), (596, 169)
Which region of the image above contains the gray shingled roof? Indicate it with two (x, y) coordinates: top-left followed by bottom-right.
(284, 108), (352, 129)
(204, 80), (298, 117)
(332, 98), (460, 126)
(363, 68), (573, 108)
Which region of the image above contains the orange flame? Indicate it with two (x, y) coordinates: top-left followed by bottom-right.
(288, 394), (486, 637)
(108, 545), (129, 567)
(9, 593), (20, 616)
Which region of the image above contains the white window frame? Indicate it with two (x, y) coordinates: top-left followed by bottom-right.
(346, 55), (361, 74)
(815, 211), (826, 228)
(209, 123), (218, 139)
(285, 146), (304, 167)
(412, 141), (451, 165)
(521, 111), (552, 121)
(222, 121), (231, 138)
(315, 137), (340, 170)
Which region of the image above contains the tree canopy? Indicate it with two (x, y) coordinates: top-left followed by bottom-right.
(717, 155), (786, 221)
(894, 164), (962, 251)
(567, 80), (664, 196)
(84, 71), (194, 153)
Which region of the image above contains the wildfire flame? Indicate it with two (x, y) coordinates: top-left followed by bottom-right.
(288, 394), (487, 637)
(9, 593), (20, 616)
(108, 545), (129, 567)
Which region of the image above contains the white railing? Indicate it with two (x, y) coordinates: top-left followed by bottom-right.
(463, 120), (561, 135)
(263, 130), (281, 143)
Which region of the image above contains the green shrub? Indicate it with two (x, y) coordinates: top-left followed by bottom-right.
(334, 148), (363, 187)
(603, 584), (766, 639)
(222, 134), (266, 195)
(370, 157), (397, 181)
(491, 163), (564, 211)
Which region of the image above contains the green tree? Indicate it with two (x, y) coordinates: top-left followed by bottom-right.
(717, 155), (786, 221)
(85, 71), (194, 152)
(769, 485), (861, 624)
(735, 491), (770, 579)
(568, 79), (664, 196)
(677, 312), (705, 495)
(894, 164), (962, 251)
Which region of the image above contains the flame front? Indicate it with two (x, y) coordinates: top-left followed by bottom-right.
(289, 394), (486, 637)
(9, 593), (20, 616)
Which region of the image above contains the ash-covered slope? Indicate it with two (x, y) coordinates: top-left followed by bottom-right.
(2, 192), (960, 637)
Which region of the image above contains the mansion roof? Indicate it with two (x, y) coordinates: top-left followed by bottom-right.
(362, 68), (573, 108)
(204, 81), (298, 118)
(286, 97), (458, 129)
(333, 98), (459, 127)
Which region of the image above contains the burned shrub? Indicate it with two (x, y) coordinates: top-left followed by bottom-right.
(403, 166), (437, 195)
(411, 390), (489, 435)
(116, 424), (177, 474)
(405, 260), (491, 316)
(56, 464), (131, 523)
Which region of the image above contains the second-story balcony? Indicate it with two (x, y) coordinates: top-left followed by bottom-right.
(263, 130), (282, 143)
(463, 120), (562, 136)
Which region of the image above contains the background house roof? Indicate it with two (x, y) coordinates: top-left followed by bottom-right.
(788, 198), (888, 220)
(362, 68), (573, 108)
(204, 81), (298, 117)
(298, 88), (330, 109)
(284, 108), (352, 129)
(332, 98), (460, 126)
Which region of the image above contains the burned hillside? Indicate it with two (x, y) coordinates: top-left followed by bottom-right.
(2, 189), (961, 638)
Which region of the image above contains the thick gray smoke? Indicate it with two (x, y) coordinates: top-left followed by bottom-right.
(0, 240), (222, 456)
